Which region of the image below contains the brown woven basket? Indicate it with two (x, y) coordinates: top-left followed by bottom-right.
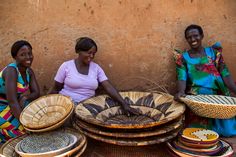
(73, 115), (183, 138)
(75, 91), (185, 129)
(73, 121), (181, 146)
(181, 95), (236, 119)
(23, 107), (74, 132)
(20, 94), (74, 129)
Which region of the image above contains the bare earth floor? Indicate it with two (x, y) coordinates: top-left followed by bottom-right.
(81, 137), (236, 157)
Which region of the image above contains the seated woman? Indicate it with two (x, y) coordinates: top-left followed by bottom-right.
(0, 40), (40, 143)
(50, 37), (139, 115)
(174, 24), (236, 137)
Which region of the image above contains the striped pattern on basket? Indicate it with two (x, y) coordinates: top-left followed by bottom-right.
(185, 95), (236, 105)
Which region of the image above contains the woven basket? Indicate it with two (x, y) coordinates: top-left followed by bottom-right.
(0, 134), (27, 157)
(75, 91), (185, 129)
(73, 116), (183, 138)
(20, 94), (73, 129)
(15, 132), (77, 157)
(55, 128), (87, 157)
(73, 121), (181, 146)
(167, 139), (234, 157)
(181, 128), (219, 142)
(23, 106), (74, 132)
(181, 95), (236, 119)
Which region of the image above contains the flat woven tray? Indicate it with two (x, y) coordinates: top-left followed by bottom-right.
(74, 115), (183, 138)
(20, 94), (73, 129)
(75, 92), (185, 129)
(181, 95), (236, 119)
(15, 132), (78, 157)
(20, 132), (71, 153)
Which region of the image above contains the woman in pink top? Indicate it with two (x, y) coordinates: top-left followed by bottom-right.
(51, 37), (139, 115)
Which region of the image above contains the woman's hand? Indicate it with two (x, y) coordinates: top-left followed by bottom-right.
(174, 92), (186, 102)
(19, 95), (28, 109)
(122, 105), (141, 116)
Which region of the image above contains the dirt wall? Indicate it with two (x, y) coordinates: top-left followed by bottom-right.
(0, 0), (236, 94)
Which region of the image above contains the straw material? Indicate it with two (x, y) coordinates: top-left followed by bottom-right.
(75, 92), (185, 129)
(23, 106), (74, 132)
(73, 116), (183, 138)
(73, 121), (181, 146)
(20, 94), (73, 129)
(181, 95), (236, 119)
(167, 139), (234, 157)
(0, 134), (27, 157)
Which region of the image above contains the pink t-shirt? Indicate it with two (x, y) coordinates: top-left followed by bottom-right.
(54, 60), (108, 103)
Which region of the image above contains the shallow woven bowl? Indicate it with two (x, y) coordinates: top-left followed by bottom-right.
(23, 107), (74, 133)
(181, 95), (236, 119)
(15, 132), (77, 157)
(20, 94), (73, 129)
(75, 92), (185, 129)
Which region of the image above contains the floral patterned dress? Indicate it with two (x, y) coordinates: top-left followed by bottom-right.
(175, 42), (236, 137)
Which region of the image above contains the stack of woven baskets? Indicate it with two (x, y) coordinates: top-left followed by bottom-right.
(181, 95), (236, 119)
(167, 128), (234, 157)
(0, 94), (87, 157)
(73, 91), (186, 146)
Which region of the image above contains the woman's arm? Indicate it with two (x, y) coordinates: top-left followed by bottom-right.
(223, 75), (236, 94)
(48, 81), (64, 94)
(3, 67), (22, 119)
(20, 68), (40, 103)
(101, 80), (140, 115)
(174, 80), (186, 101)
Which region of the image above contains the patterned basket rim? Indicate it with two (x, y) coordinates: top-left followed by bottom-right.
(181, 95), (236, 106)
(75, 91), (186, 129)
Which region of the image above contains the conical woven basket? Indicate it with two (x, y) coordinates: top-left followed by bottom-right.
(20, 94), (74, 129)
(75, 91), (185, 129)
(181, 95), (236, 119)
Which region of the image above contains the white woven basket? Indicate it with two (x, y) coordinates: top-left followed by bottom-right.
(181, 95), (236, 119)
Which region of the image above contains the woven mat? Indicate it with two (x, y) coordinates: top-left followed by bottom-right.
(80, 138), (172, 157)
